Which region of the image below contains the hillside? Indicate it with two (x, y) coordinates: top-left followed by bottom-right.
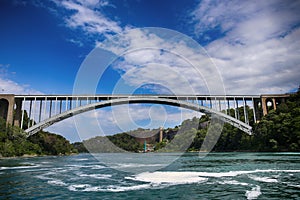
(0, 118), (76, 157)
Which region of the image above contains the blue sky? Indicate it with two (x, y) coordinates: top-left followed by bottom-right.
(1, 0), (300, 142)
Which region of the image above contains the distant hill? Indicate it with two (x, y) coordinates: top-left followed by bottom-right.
(82, 132), (143, 153)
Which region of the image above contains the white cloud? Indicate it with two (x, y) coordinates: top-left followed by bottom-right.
(97, 28), (224, 95)
(0, 66), (42, 95)
(46, 2), (224, 95)
(76, 0), (108, 7)
(52, 0), (122, 39)
(49, 0), (300, 95)
(190, 0), (300, 94)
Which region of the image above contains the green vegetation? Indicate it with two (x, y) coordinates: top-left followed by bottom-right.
(82, 132), (143, 153)
(0, 118), (40, 157)
(190, 90), (300, 152)
(29, 131), (76, 155)
(0, 117), (76, 157)
(250, 90), (300, 151)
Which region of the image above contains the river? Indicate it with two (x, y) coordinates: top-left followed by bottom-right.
(1, 152), (300, 199)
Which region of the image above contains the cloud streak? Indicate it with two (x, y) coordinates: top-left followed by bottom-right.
(52, 0), (123, 39)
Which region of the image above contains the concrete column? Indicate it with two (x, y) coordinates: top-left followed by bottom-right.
(0, 94), (15, 126)
(272, 98), (277, 111)
(261, 97), (268, 116)
(159, 127), (163, 143)
(14, 98), (22, 127)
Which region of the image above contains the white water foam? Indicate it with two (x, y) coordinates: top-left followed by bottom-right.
(66, 164), (106, 170)
(128, 171), (208, 185)
(288, 184), (300, 188)
(245, 185), (261, 200)
(249, 175), (278, 183)
(198, 169), (300, 177)
(115, 163), (165, 169)
(35, 172), (57, 180)
(67, 183), (154, 192)
(0, 164), (40, 170)
(68, 184), (91, 191)
(90, 165), (106, 169)
(130, 169), (300, 184)
(129, 169), (300, 187)
(217, 179), (249, 186)
(19, 168), (50, 173)
(47, 179), (67, 186)
(81, 184), (153, 192)
(79, 173), (112, 180)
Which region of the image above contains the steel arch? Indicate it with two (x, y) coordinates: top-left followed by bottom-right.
(25, 97), (252, 136)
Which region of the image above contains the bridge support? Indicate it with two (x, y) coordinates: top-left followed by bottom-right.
(0, 94), (15, 126)
(14, 98), (22, 127)
(261, 94), (290, 116)
(159, 127), (163, 143)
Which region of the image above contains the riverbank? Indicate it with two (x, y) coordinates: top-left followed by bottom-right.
(0, 152), (79, 159)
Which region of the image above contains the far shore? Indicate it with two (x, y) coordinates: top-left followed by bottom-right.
(2, 151), (300, 159)
(0, 153), (78, 159)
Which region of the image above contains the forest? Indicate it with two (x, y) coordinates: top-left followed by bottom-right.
(167, 89), (300, 152)
(0, 118), (76, 157)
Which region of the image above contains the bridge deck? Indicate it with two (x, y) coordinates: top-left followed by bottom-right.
(15, 94), (261, 101)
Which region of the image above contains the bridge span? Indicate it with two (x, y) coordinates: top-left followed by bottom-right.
(0, 94), (290, 136)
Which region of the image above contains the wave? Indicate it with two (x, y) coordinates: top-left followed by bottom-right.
(195, 169), (300, 177)
(34, 168), (300, 194)
(127, 171), (208, 185)
(129, 169), (300, 185)
(248, 175), (278, 183)
(287, 184), (300, 188)
(35, 172), (56, 180)
(90, 165), (106, 169)
(217, 179), (249, 186)
(47, 179), (67, 186)
(115, 163), (165, 169)
(0, 164), (40, 170)
(122, 169), (300, 197)
(65, 164), (106, 169)
(68, 183), (153, 192)
(68, 184), (91, 191)
(79, 173), (112, 180)
(245, 185), (261, 200)
(18, 168), (50, 173)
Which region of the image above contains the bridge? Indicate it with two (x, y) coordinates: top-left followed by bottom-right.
(0, 94), (290, 136)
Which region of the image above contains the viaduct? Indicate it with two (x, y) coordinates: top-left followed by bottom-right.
(0, 94), (290, 136)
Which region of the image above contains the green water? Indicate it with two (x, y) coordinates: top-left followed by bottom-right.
(1, 152), (300, 199)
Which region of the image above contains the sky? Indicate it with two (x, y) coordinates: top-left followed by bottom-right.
(0, 0), (300, 142)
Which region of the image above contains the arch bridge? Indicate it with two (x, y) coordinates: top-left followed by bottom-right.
(0, 94), (291, 136)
